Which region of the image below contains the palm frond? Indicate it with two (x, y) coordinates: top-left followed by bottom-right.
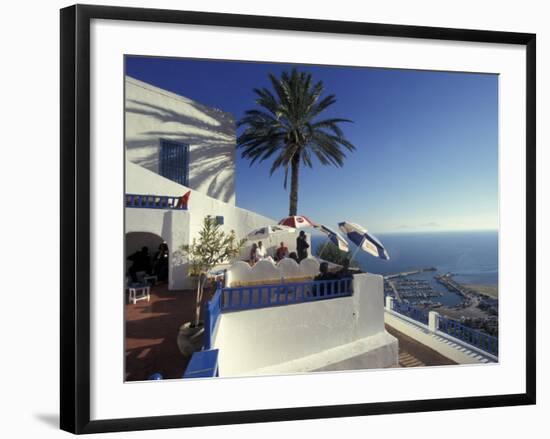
(237, 68), (357, 192)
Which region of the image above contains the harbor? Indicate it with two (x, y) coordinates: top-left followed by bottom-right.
(384, 267), (442, 307)
(383, 268), (499, 337)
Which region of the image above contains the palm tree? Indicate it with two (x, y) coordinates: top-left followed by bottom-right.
(237, 68), (356, 216)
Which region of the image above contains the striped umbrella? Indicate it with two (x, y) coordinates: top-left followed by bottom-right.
(338, 221), (390, 260)
(314, 224), (349, 253)
(278, 215), (316, 229)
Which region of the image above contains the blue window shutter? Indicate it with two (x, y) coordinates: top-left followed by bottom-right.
(160, 140), (189, 186)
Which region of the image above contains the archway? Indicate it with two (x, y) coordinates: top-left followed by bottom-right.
(125, 232), (168, 283)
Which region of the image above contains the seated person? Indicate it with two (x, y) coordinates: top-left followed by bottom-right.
(275, 241), (289, 261)
(314, 262), (337, 296)
(127, 246), (151, 283)
(255, 241), (267, 260)
(336, 259), (353, 279)
(335, 259), (354, 292)
(288, 251), (300, 264)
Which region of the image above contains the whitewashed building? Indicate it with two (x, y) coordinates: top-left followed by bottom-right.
(125, 76), (277, 289)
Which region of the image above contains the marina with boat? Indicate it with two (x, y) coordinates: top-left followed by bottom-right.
(383, 267), (498, 337)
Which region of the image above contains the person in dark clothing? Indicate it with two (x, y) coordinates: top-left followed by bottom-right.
(336, 259), (353, 279)
(315, 262), (337, 281)
(314, 261), (337, 296)
(335, 259), (354, 293)
(296, 230), (310, 261)
(288, 252), (300, 264)
(127, 246), (151, 283)
(152, 242), (169, 282)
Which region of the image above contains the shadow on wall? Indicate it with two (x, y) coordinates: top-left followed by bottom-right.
(125, 96), (235, 203)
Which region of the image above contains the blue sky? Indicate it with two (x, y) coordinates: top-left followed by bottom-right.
(126, 56), (498, 234)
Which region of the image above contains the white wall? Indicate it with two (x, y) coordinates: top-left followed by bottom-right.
(125, 76), (236, 204)
(225, 257), (320, 286)
(213, 273), (387, 375)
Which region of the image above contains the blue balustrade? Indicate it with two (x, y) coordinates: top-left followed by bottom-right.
(221, 278), (353, 312)
(392, 301), (429, 325)
(125, 193), (188, 210)
(438, 316), (498, 356)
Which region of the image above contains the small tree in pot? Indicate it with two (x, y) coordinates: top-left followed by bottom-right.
(179, 215), (245, 328)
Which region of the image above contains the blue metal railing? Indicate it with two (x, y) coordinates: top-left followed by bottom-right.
(204, 287), (223, 350)
(221, 278), (353, 312)
(125, 193), (188, 210)
(391, 301), (429, 325)
(438, 316), (498, 356)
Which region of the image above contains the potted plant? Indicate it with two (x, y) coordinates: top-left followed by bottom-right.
(177, 216), (245, 356)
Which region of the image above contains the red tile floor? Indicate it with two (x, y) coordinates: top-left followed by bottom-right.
(125, 283), (213, 381)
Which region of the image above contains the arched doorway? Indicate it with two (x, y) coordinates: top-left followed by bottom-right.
(125, 232), (168, 283)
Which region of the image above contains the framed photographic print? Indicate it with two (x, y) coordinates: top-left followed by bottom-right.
(60, 4), (536, 434)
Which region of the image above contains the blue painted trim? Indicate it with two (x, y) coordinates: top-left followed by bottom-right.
(204, 288), (223, 350)
(220, 278), (353, 312)
(125, 194), (188, 210)
(183, 349), (219, 378)
(159, 139), (189, 187)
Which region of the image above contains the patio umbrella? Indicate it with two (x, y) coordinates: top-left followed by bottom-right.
(314, 224), (350, 253)
(278, 215), (316, 229)
(338, 221), (390, 260)
(246, 224), (295, 240)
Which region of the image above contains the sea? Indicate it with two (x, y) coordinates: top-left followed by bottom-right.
(312, 230), (498, 307)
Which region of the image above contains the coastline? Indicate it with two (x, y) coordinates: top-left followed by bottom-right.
(463, 283), (498, 299)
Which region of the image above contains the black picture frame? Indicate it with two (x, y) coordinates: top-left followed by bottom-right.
(60, 4), (536, 434)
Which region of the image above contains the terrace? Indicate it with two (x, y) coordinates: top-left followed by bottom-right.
(125, 272), (496, 381)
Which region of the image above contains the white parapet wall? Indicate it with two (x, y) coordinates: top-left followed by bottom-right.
(212, 273), (398, 376)
(225, 257), (321, 287)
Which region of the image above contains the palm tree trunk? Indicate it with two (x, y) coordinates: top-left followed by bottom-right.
(289, 152), (300, 216)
